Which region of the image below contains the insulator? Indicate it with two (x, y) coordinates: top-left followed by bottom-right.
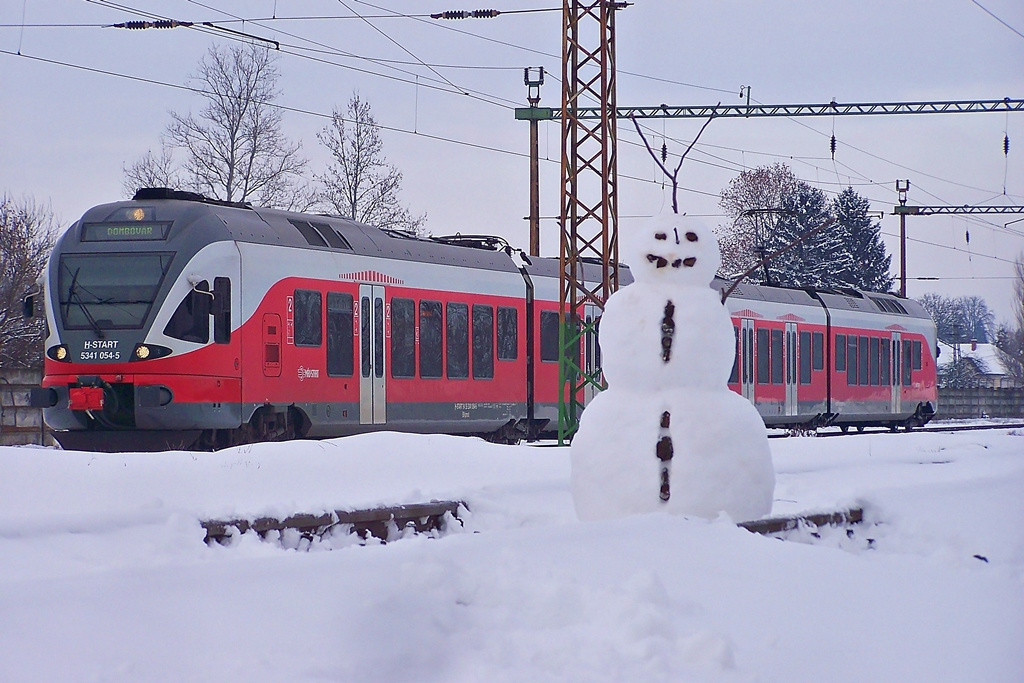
(433, 10), (469, 19)
(830, 134), (837, 159)
(1005, 134), (1010, 156)
(471, 9), (500, 18)
(121, 21), (152, 29)
(965, 229), (970, 245)
(661, 142), (668, 163)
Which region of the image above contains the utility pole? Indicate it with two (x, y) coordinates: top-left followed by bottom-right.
(891, 187), (1024, 297)
(555, 0), (626, 442)
(896, 179), (911, 297)
(520, 68), (546, 257)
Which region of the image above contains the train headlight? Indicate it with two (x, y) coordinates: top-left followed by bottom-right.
(47, 345), (70, 361)
(130, 208), (146, 221)
(129, 343), (171, 361)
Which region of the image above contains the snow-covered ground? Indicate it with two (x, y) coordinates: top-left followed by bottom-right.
(1, 428), (1021, 682)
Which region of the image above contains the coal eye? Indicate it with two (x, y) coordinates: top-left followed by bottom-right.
(686, 232), (698, 242)
(655, 232), (668, 241)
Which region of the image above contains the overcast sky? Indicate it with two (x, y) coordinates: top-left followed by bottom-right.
(2, 1), (1022, 320)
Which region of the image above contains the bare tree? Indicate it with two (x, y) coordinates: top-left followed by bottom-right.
(715, 163), (801, 277)
(124, 43), (310, 209)
(316, 93), (426, 234)
(993, 253), (1024, 381)
(0, 194), (58, 368)
(122, 146), (180, 197)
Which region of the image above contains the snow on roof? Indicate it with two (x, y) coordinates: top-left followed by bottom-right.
(936, 341), (1013, 375)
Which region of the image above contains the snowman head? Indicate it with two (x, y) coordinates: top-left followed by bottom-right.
(622, 211), (721, 287)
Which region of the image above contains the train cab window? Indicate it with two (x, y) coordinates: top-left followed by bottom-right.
(472, 304), (494, 379)
(391, 298), (415, 378)
(912, 340), (922, 370)
(294, 289), (322, 347)
(447, 302), (469, 379)
(729, 325), (739, 384)
(770, 329), (784, 385)
(497, 307), (518, 361)
(419, 300), (443, 378)
(756, 328), (770, 384)
(835, 334), (847, 372)
(213, 277), (231, 344)
(327, 292), (354, 377)
(847, 336), (858, 385)
(799, 331), (812, 384)
(164, 280), (211, 344)
(540, 311), (560, 363)
(869, 337), (880, 386)
(812, 332), (824, 371)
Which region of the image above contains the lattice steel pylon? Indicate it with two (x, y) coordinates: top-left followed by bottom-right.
(558, 1), (625, 443)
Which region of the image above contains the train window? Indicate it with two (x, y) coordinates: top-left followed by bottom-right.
(60, 253), (173, 331)
(847, 336), (858, 385)
(812, 332), (824, 371)
(858, 336), (869, 386)
(374, 297), (384, 379)
(213, 277), (231, 344)
(729, 326), (739, 384)
(472, 305), (494, 379)
(756, 328), (770, 384)
(880, 338), (891, 385)
(869, 337), (880, 386)
(540, 311), (560, 363)
(164, 280), (211, 344)
(447, 303), (469, 378)
(361, 297), (371, 377)
(902, 340), (913, 386)
(799, 331), (811, 384)
(770, 329), (783, 385)
(419, 300), (443, 378)
(497, 306), (518, 361)
(327, 293), (354, 377)
(912, 340), (922, 370)
(835, 334), (847, 372)
(294, 289), (322, 347)
(391, 298), (415, 378)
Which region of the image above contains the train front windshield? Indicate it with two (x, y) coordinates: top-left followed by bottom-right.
(58, 253), (173, 331)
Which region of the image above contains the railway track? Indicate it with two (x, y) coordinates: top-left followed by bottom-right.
(770, 421), (1024, 439)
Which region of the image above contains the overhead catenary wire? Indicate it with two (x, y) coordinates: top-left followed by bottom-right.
(9, 1), (1021, 270)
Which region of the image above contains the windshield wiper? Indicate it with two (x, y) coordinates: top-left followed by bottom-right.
(65, 266), (105, 339)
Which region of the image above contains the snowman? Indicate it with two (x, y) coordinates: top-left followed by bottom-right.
(570, 210), (775, 522)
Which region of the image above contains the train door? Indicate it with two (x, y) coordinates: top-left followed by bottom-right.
(262, 313), (282, 377)
(358, 284), (387, 425)
(740, 319), (755, 403)
(890, 331), (902, 414)
(583, 304), (602, 403)
(785, 322), (798, 416)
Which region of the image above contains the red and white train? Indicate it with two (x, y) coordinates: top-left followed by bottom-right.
(28, 189), (937, 451)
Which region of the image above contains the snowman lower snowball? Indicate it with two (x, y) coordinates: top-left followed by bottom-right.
(570, 211), (775, 522)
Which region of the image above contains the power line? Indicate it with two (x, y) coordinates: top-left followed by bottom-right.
(970, 0), (1024, 40)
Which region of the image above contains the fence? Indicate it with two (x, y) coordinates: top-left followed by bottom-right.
(937, 387), (1024, 419)
(0, 367), (51, 446)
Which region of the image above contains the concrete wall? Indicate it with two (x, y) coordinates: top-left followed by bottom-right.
(937, 387), (1024, 420)
(0, 367), (52, 446)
